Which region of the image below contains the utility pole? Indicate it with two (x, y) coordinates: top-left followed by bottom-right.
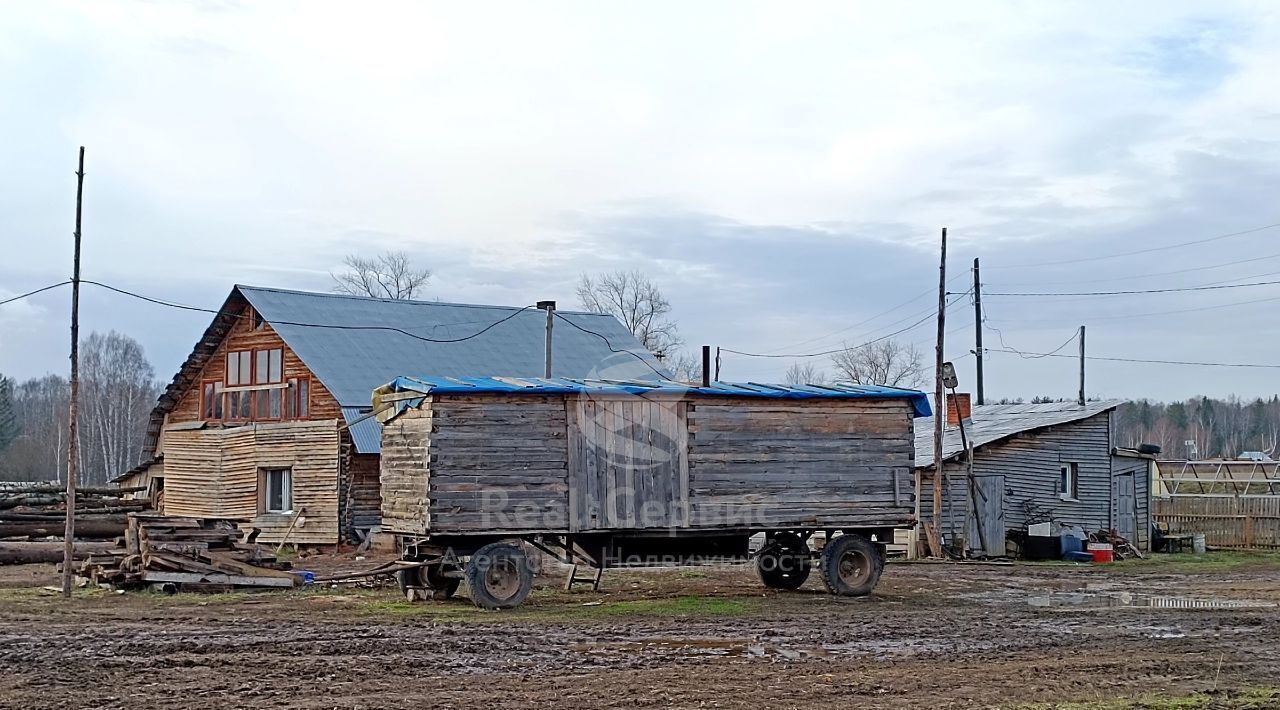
(537, 301), (555, 378)
(930, 227), (947, 557)
(1078, 325), (1086, 406)
(61, 146), (85, 598)
(973, 257), (984, 405)
(714, 347), (721, 381)
(701, 345), (711, 387)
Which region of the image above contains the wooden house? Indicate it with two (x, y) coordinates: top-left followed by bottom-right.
(132, 285), (667, 545)
(915, 397), (1152, 556)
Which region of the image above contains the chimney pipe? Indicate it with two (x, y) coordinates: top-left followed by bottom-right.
(946, 392), (972, 427)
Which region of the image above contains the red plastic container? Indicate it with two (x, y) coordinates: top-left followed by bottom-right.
(1087, 542), (1114, 564)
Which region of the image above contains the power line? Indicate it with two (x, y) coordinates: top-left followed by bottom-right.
(992, 249), (1280, 287)
(986, 347), (1280, 369)
(766, 272), (968, 354)
(0, 281), (71, 307)
(984, 293), (1280, 326)
(722, 291), (971, 359)
(83, 280), (536, 344)
(986, 324), (1079, 360)
(980, 279), (1280, 297)
(551, 311), (671, 379)
(990, 221), (1280, 269)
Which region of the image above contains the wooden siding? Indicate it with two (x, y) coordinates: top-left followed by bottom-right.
(160, 420), (341, 544)
(686, 398), (916, 529)
(165, 304), (340, 429)
(1112, 456), (1152, 549)
(918, 412), (1153, 554)
(380, 393), (917, 536)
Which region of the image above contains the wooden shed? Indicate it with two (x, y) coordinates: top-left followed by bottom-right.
(915, 398), (1150, 557)
(378, 376), (929, 539)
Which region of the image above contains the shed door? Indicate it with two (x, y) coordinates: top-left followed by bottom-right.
(1115, 473), (1137, 542)
(967, 475), (1006, 557)
(568, 398), (689, 532)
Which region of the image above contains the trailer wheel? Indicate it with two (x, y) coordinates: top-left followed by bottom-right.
(465, 542), (533, 610)
(756, 533), (811, 590)
(396, 563), (461, 600)
(819, 534), (883, 597)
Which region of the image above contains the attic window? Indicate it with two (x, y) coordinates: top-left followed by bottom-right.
(252, 308), (266, 331)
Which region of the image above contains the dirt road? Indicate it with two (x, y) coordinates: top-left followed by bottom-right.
(1, 555), (1278, 709)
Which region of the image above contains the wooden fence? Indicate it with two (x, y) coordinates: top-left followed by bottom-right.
(1153, 496), (1280, 550)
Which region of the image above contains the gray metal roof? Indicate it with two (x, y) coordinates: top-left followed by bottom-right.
(237, 286), (669, 453)
(341, 407), (383, 456)
(914, 400), (1124, 468)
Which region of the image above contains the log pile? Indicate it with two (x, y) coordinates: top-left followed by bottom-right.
(0, 482), (148, 541)
(81, 514), (301, 591)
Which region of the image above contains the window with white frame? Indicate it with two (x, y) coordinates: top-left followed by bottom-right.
(262, 468), (293, 513)
(1058, 462), (1079, 500)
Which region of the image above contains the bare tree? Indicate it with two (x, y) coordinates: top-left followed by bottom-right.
(332, 250), (431, 300)
(783, 362), (828, 386)
(664, 351), (704, 384)
(830, 339), (927, 389)
(79, 332), (161, 484)
(576, 270), (683, 357)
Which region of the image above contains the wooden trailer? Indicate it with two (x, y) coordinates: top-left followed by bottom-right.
(375, 377), (930, 609)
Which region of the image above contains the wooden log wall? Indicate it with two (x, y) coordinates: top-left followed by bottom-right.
(380, 395), (571, 535)
(686, 397), (916, 529)
(160, 420), (341, 544)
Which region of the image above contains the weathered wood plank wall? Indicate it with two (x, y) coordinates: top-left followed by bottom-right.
(687, 397), (916, 529)
(380, 392), (918, 536)
(160, 420), (340, 544)
(1154, 496), (1280, 550)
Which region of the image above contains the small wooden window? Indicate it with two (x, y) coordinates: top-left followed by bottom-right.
(252, 308), (266, 331)
(1059, 462), (1079, 500)
(200, 381), (223, 420)
(284, 377), (310, 419)
(261, 468), (292, 513)
(226, 351), (253, 386)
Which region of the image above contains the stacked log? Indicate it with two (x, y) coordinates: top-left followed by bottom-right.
(0, 483), (148, 541)
(81, 514), (300, 591)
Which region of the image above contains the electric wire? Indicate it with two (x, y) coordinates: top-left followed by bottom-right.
(978, 279), (1280, 297)
(83, 280), (536, 344)
(989, 221), (1280, 269)
(0, 281), (71, 306)
(551, 311), (672, 379)
(985, 348), (1280, 369)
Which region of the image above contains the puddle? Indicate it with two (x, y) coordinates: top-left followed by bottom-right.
(1026, 591), (1276, 610)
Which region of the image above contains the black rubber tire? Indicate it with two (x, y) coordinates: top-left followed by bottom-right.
(756, 533), (811, 590)
(396, 563), (461, 599)
(465, 542), (533, 610)
(818, 534), (883, 597)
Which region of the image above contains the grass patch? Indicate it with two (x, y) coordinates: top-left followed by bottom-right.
(1113, 552), (1280, 572)
(1016, 687), (1280, 709)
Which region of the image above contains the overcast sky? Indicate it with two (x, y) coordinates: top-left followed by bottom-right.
(2, 1), (1279, 402)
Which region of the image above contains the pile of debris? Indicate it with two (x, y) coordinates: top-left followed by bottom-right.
(1090, 529), (1145, 560)
(81, 514), (301, 592)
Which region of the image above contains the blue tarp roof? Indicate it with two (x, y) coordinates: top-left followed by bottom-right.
(381, 375), (932, 417)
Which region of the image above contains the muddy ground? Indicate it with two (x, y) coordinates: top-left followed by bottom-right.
(1, 554), (1278, 709)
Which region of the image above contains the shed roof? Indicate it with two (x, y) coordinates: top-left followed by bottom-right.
(381, 375), (932, 415)
(914, 400), (1124, 468)
(144, 285), (670, 458)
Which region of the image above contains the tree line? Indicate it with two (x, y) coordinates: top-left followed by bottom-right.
(1114, 396), (1280, 460)
(0, 332), (160, 484)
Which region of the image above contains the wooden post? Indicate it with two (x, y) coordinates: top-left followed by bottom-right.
(537, 301), (556, 379)
(714, 347), (721, 381)
(701, 345), (711, 387)
(1078, 325), (1086, 406)
(61, 146), (85, 598)
(973, 258), (984, 406)
(930, 227), (947, 557)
